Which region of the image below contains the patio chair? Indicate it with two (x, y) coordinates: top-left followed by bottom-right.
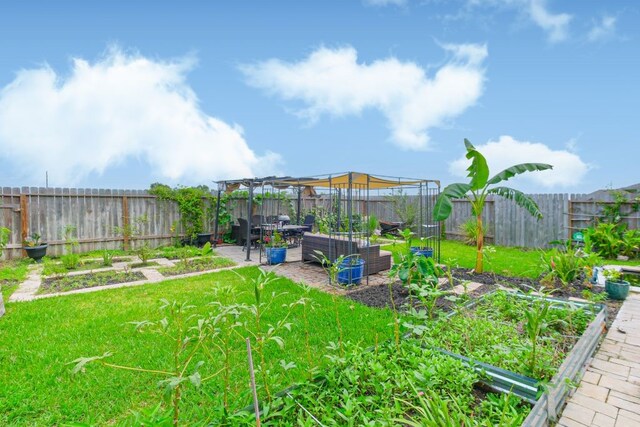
(237, 218), (260, 251)
(301, 214), (315, 233)
(251, 214), (266, 225)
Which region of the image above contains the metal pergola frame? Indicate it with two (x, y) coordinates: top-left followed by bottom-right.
(214, 172), (441, 269)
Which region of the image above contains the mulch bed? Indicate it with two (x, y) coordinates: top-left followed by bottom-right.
(346, 267), (622, 327)
(39, 271), (146, 294)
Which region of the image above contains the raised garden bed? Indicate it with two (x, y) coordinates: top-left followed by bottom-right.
(42, 257), (135, 276)
(240, 339), (531, 425)
(157, 257), (235, 276)
(39, 270), (146, 294)
(256, 287), (605, 425)
(420, 291), (598, 380)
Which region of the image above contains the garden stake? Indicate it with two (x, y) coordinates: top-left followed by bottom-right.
(285, 392), (326, 427)
(246, 338), (261, 427)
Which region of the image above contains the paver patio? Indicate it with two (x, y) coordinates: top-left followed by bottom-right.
(558, 293), (640, 427)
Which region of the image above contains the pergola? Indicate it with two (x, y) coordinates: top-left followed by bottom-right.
(213, 172), (441, 265)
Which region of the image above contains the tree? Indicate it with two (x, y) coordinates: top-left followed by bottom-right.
(433, 139), (553, 273)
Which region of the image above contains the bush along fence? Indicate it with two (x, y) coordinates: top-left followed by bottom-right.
(2, 186), (639, 259)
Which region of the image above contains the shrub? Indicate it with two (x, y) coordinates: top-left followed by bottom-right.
(458, 217), (486, 246)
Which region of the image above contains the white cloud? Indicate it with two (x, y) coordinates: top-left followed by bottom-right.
(363, 0), (407, 6)
(0, 47), (279, 185)
(448, 135), (590, 189)
(528, 0), (572, 42)
(588, 15), (616, 42)
(240, 44), (487, 150)
(467, 0), (572, 42)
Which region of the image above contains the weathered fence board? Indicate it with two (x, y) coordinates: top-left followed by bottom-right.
(2, 188), (638, 259)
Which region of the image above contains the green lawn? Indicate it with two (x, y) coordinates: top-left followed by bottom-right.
(0, 259), (30, 300)
(0, 267), (395, 425)
(384, 239), (640, 279)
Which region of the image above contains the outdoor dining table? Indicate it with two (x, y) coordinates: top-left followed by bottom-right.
(260, 224), (308, 246)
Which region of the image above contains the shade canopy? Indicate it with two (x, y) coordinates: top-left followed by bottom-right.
(273, 172), (434, 190)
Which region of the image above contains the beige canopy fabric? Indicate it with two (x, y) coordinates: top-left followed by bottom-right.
(277, 172), (428, 190)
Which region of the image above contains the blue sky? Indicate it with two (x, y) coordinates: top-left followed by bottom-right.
(0, 0), (637, 193)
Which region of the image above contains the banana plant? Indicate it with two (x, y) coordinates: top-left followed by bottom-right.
(433, 139), (552, 273)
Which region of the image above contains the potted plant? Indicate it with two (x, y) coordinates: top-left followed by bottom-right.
(337, 254), (365, 286)
(603, 269), (630, 301)
(23, 233), (48, 263)
(196, 232), (213, 247)
(410, 237), (434, 258)
(264, 231), (287, 265)
(399, 228), (433, 258)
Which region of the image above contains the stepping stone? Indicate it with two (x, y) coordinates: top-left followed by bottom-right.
(140, 269), (164, 282)
(452, 281), (484, 295)
(9, 265), (43, 302)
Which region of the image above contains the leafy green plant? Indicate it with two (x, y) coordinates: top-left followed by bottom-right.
(581, 289), (608, 303)
(102, 250), (114, 267)
(313, 250), (348, 355)
(0, 227), (10, 257)
(241, 269), (301, 403)
(150, 183), (214, 241)
(70, 300), (213, 427)
(366, 214), (379, 239)
(585, 222), (623, 259)
(459, 217), (486, 246)
(621, 229), (640, 258)
(524, 294), (551, 377)
(602, 268), (623, 282)
(433, 139), (552, 273)
(541, 242), (588, 288)
(389, 229), (442, 288)
(23, 232), (43, 247)
(420, 290), (596, 380)
(262, 231), (287, 248)
(200, 241), (212, 256)
(60, 225), (80, 270)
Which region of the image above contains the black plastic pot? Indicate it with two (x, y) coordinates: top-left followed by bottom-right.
(197, 233), (213, 247)
(24, 244), (48, 263)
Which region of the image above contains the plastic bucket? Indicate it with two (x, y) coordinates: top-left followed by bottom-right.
(337, 258), (365, 285)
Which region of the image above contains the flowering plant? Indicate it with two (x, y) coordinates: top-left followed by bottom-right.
(263, 231), (288, 248)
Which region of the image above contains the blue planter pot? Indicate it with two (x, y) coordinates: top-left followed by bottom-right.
(410, 247), (433, 258)
(337, 258), (365, 285)
(266, 247), (287, 265)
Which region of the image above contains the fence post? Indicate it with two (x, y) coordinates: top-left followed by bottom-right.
(20, 193), (28, 256)
(567, 199), (573, 241)
(122, 195), (130, 251)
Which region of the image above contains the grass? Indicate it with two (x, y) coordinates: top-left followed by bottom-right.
(384, 239), (640, 279)
(0, 259), (30, 300)
(157, 256), (236, 276)
(0, 267), (395, 425)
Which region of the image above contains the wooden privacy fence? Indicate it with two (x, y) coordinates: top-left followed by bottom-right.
(1, 187), (183, 259)
(444, 193), (640, 249)
(2, 187), (639, 259)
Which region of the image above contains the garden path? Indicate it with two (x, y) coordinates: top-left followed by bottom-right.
(558, 293), (640, 427)
(8, 255), (246, 302)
